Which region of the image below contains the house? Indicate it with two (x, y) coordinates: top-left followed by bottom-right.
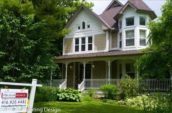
(55, 0), (157, 91)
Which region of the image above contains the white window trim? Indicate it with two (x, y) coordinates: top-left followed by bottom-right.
(74, 36), (93, 53)
(125, 16), (135, 27)
(139, 29), (148, 46)
(125, 29), (135, 47)
(139, 16), (147, 26)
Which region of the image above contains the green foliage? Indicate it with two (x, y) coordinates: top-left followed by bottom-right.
(86, 88), (96, 98)
(119, 75), (139, 99)
(35, 86), (59, 102)
(100, 84), (118, 99)
(57, 88), (81, 102)
(136, 0), (172, 79)
(119, 93), (170, 113)
(0, 0), (92, 82)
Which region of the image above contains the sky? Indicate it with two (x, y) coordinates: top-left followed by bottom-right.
(86, 0), (165, 16)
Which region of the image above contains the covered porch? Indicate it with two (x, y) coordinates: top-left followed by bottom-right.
(56, 50), (142, 91)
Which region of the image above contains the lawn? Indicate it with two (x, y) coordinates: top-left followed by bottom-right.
(34, 100), (141, 113)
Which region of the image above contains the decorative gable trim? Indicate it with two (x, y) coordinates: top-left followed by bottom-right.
(65, 6), (112, 30)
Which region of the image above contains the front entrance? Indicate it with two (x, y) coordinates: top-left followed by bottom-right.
(75, 63), (91, 88)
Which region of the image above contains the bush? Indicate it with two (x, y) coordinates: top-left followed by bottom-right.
(57, 88), (80, 102)
(119, 75), (139, 99)
(100, 84), (118, 99)
(86, 88), (96, 98)
(35, 86), (59, 102)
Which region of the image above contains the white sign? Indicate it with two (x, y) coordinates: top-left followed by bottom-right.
(0, 89), (28, 113)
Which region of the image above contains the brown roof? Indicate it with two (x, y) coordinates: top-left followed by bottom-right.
(55, 50), (143, 61)
(99, 6), (122, 27)
(115, 0), (157, 19)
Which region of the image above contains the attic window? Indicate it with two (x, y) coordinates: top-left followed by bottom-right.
(126, 17), (134, 26)
(82, 21), (85, 29)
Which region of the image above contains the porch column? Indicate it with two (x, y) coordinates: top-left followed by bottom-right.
(65, 63), (68, 81)
(107, 60), (111, 84)
(83, 62), (86, 80)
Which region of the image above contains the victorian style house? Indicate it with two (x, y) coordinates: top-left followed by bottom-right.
(55, 0), (157, 91)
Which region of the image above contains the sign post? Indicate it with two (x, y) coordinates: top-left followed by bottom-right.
(0, 79), (42, 113)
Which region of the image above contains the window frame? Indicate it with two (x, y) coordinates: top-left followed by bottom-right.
(126, 17), (134, 26)
(139, 29), (147, 46)
(75, 38), (80, 52)
(125, 30), (135, 46)
(139, 16), (146, 26)
(88, 36), (93, 51)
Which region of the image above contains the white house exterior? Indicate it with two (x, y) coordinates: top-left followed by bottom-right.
(56, 0), (157, 91)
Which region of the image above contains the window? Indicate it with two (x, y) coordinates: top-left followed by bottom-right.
(75, 38), (79, 52)
(140, 16), (146, 25)
(88, 36), (93, 50)
(126, 30), (134, 46)
(82, 21), (85, 29)
(119, 20), (122, 29)
(119, 33), (122, 48)
(81, 37), (86, 51)
(78, 26), (80, 30)
(87, 24), (90, 28)
(140, 30), (147, 46)
(126, 17), (134, 26)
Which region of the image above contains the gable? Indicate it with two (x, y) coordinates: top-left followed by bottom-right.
(66, 9), (106, 38)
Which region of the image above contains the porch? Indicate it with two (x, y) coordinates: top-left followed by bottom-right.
(57, 58), (137, 91)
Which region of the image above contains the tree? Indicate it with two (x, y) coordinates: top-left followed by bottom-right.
(136, 0), (172, 79)
(0, 0), (92, 82)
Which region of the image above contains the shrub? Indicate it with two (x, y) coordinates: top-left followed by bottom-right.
(119, 75), (139, 99)
(86, 88), (96, 98)
(100, 84), (118, 99)
(57, 88), (80, 102)
(35, 86), (59, 102)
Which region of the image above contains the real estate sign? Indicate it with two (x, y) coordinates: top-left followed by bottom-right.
(0, 89), (28, 113)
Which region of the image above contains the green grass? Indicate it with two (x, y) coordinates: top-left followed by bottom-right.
(34, 100), (141, 113)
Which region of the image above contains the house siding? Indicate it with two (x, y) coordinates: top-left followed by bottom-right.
(94, 34), (106, 51)
(92, 61), (106, 79)
(64, 38), (73, 54)
(111, 32), (118, 49)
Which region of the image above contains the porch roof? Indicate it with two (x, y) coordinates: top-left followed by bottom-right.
(55, 50), (144, 62)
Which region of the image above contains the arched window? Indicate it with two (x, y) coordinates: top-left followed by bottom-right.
(82, 21), (85, 29)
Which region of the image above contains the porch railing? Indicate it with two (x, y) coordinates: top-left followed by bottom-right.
(59, 79), (67, 89)
(85, 79), (121, 89)
(141, 79), (172, 92)
(78, 80), (85, 91)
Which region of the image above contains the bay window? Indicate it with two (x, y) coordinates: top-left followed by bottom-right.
(140, 30), (147, 46)
(126, 30), (134, 46)
(126, 17), (134, 26)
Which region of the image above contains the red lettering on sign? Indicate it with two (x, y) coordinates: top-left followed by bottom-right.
(16, 93), (27, 98)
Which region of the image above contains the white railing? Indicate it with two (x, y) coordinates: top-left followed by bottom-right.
(85, 79), (121, 89)
(59, 79), (67, 89)
(78, 80), (85, 91)
(141, 79), (172, 92)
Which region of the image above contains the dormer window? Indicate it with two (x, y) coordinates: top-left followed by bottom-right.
(140, 16), (146, 25)
(126, 17), (134, 26)
(82, 21), (85, 29)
